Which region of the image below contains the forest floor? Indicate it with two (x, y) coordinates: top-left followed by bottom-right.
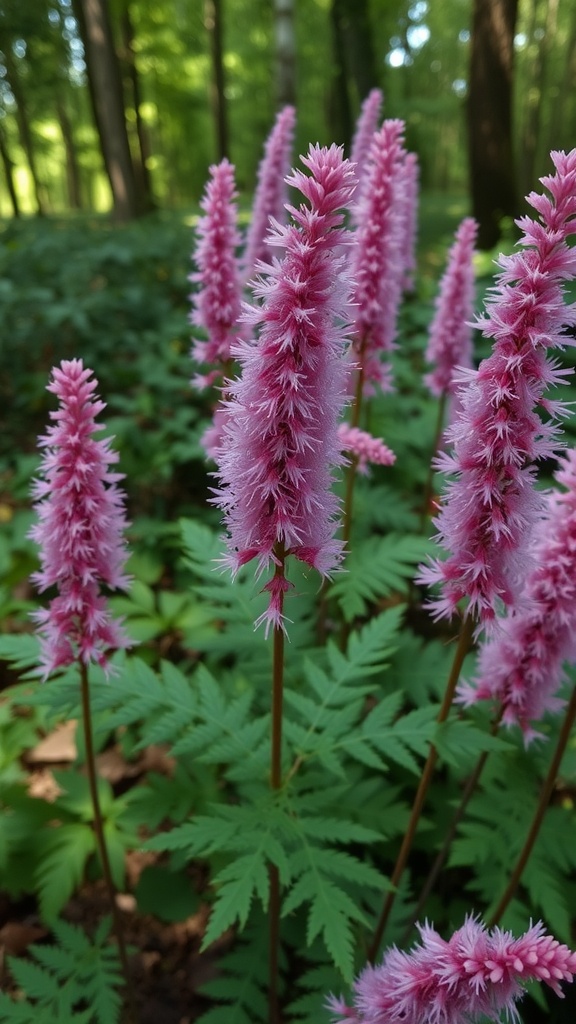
(0, 721), (219, 1023)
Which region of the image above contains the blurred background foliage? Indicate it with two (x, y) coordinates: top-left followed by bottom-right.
(0, 0), (573, 240)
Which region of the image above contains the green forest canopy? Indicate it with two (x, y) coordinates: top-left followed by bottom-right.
(0, 0), (574, 220)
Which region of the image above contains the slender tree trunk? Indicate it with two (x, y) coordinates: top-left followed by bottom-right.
(119, 0), (155, 211)
(546, 2), (576, 156)
(273, 0), (296, 108)
(520, 0), (559, 195)
(204, 0), (228, 161)
(328, 0), (353, 151)
(1, 47), (47, 215)
(0, 123), (20, 217)
(77, 0), (141, 220)
(467, 0), (519, 249)
(56, 94), (83, 209)
(336, 0), (378, 103)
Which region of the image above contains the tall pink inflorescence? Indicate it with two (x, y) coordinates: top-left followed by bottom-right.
(214, 144), (357, 634)
(329, 917), (576, 1024)
(349, 88), (384, 208)
(425, 217), (477, 408)
(419, 150), (576, 627)
(30, 359), (131, 679)
(398, 151), (420, 292)
(349, 119), (407, 395)
(458, 447), (576, 741)
(190, 158), (243, 389)
(241, 105), (296, 281)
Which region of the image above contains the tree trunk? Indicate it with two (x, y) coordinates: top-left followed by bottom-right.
(77, 0), (141, 220)
(1, 46), (47, 215)
(544, 1), (576, 158)
(119, 0), (155, 211)
(273, 0), (296, 108)
(328, 0), (353, 150)
(56, 94), (83, 209)
(0, 122), (20, 217)
(467, 0), (519, 249)
(520, 0), (559, 194)
(204, 0), (228, 161)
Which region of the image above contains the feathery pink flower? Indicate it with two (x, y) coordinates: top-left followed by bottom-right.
(337, 423), (395, 475)
(425, 217), (477, 402)
(458, 447), (576, 739)
(350, 119), (407, 395)
(398, 151), (420, 292)
(213, 145), (356, 632)
(190, 158), (243, 381)
(350, 88), (384, 202)
(419, 150), (576, 626)
(329, 917), (576, 1024)
(30, 360), (131, 678)
(241, 105), (296, 280)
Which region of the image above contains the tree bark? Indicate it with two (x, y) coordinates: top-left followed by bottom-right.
(1, 45), (47, 215)
(119, 0), (155, 211)
(328, 0), (353, 150)
(77, 0), (141, 220)
(0, 122), (20, 217)
(204, 0), (228, 161)
(273, 0), (296, 108)
(467, 0), (519, 249)
(520, 0), (559, 195)
(56, 93), (82, 209)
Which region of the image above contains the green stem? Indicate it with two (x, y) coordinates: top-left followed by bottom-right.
(80, 661), (136, 1023)
(367, 614), (474, 962)
(489, 686), (576, 927)
(269, 544), (286, 1024)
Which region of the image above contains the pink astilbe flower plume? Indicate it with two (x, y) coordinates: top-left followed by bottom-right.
(425, 217), (478, 408)
(189, 158), (243, 388)
(329, 916), (576, 1024)
(458, 447), (576, 740)
(337, 423), (395, 475)
(241, 105), (296, 281)
(419, 150), (576, 626)
(350, 88), (384, 208)
(213, 144), (357, 634)
(30, 360), (132, 678)
(398, 151), (420, 292)
(350, 119), (407, 395)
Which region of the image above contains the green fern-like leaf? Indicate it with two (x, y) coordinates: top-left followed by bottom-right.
(198, 918), (269, 1024)
(331, 535), (433, 620)
(3, 917), (121, 1024)
(35, 823), (95, 922)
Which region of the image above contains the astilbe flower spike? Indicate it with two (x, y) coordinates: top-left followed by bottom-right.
(190, 158), (243, 389)
(458, 447), (576, 740)
(425, 217), (477, 407)
(329, 916), (576, 1024)
(241, 105), (296, 281)
(419, 150), (576, 626)
(349, 88), (384, 208)
(30, 359), (131, 678)
(398, 151), (420, 292)
(350, 119), (407, 395)
(337, 423), (395, 475)
(213, 144), (357, 634)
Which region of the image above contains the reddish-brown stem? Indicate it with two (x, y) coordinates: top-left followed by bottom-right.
(80, 661), (136, 1023)
(403, 713), (501, 942)
(489, 686), (576, 927)
(368, 615), (475, 962)
(269, 544), (286, 1024)
(420, 392), (446, 533)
